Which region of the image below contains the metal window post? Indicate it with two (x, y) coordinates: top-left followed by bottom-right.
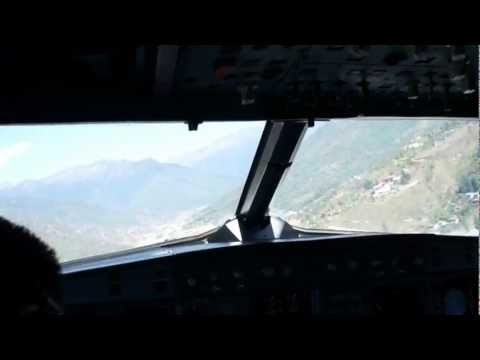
(235, 119), (309, 230)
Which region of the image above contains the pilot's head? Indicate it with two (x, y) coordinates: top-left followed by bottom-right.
(0, 216), (62, 318)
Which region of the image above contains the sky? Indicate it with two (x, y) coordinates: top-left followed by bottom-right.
(2, 117), (472, 186)
(0, 121), (264, 185)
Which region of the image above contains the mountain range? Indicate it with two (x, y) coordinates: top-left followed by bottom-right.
(0, 120), (478, 262)
(0, 126), (260, 261)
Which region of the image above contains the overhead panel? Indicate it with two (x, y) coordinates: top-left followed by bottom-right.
(0, 45), (477, 123)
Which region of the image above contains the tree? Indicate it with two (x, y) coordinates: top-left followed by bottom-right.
(400, 170), (411, 185)
(458, 174), (478, 193)
(471, 176), (479, 192)
(425, 163), (434, 183)
(363, 179), (374, 190)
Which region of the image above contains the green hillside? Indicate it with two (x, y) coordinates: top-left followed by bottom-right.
(271, 120), (479, 235)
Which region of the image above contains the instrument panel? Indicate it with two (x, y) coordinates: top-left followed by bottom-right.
(61, 234), (478, 317)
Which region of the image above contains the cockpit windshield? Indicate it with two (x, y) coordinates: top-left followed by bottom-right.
(271, 118), (479, 236)
(1, 118), (477, 263)
(0, 122), (265, 262)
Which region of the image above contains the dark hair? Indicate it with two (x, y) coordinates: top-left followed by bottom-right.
(0, 216), (61, 315)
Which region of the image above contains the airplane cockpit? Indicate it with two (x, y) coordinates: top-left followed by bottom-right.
(0, 45), (478, 318)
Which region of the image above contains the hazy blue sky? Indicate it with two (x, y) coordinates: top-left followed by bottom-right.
(0, 121), (264, 185)
(4, 117), (469, 186)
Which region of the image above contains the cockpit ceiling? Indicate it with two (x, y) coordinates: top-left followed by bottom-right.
(0, 45), (477, 123)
